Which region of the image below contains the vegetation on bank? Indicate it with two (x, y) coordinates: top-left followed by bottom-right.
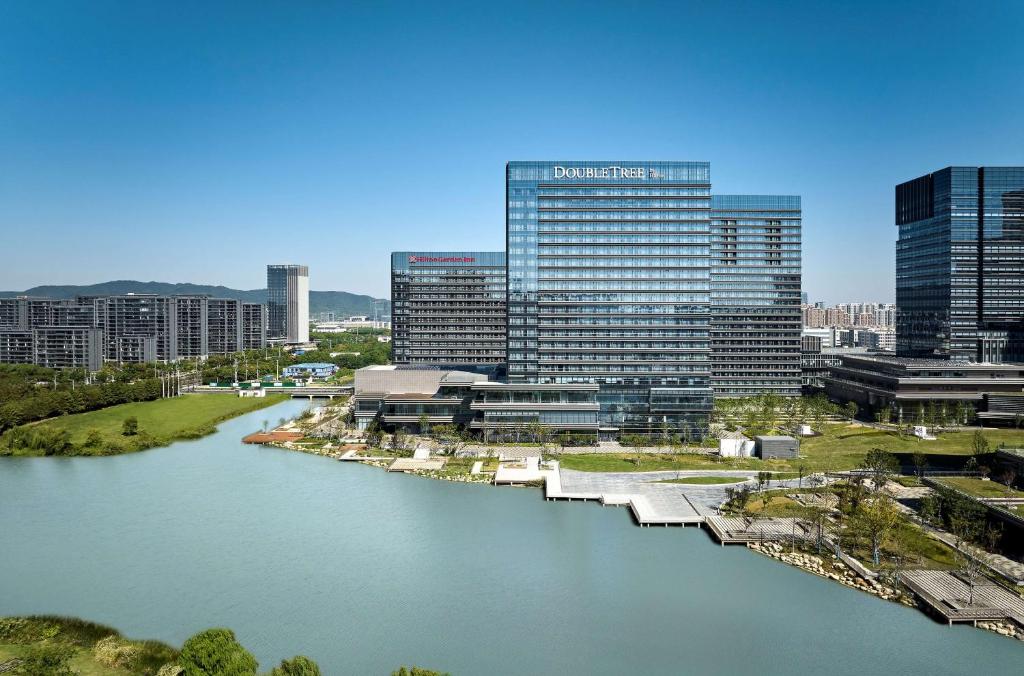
(0, 615), (178, 675)
(0, 394), (288, 457)
(0, 616), (448, 676)
(0, 364), (165, 435)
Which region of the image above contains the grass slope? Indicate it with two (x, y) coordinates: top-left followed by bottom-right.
(559, 424), (1024, 473)
(2, 393), (287, 456)
(0, 616), (177, 675)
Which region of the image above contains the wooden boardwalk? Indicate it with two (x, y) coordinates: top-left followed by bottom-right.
(902, 570), (1024, 626)
(705, 516), (811, 544)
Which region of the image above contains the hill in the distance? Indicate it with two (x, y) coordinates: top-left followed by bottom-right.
(0, 280), (389, 319)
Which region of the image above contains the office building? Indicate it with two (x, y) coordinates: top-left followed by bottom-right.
(267, 264), (310, 343)
(241, 302), (268, 350)
(825, 354), (1024, 421)
(506, 161), (714, 437)
(207, 298), (243, 355)
(0, 298), (28, 329)
(858, 328), (895, 351)
(102, 294), (173, 363)
(173, 296), (208, 358)
(0, 330), (34, 365)
(896, 166), (1024, 362)
(390, 252), (506, 372)
(32, 327), (104, 371)
(710, 195), (802, 397)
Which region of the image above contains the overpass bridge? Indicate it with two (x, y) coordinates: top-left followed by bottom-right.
(191, 385), (352, 399)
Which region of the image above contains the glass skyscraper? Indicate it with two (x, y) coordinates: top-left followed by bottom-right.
(711, 195), (802, 397)
(506, 161), (714, 437)
(896, 167), (1024, 363)
(267, 264), (310, 343)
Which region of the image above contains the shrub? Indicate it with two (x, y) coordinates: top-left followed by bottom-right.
(178, 628), (258, 676)
(94, 635), (140, 669)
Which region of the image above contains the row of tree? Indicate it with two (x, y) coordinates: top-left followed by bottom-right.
(0, 364), (164, 433)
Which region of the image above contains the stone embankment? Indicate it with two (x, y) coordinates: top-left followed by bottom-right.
(748, 542), (907, 605)
(749, 542), (1024, 642)
(977, 620), (1024, 640)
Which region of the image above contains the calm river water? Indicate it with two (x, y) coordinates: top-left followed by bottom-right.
(1, 399), (1020, 674)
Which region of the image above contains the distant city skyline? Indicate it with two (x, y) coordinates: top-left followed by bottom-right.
(2, 2), (1023, 303)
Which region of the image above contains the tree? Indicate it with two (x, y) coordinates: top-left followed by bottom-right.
(861, 448), (899, 491)
(797, 462), (808, 489)
(972, 429), (990, 456)
(268, 656), (322, 676)
(912, 449), (928, 480)
(417, 413), (430, 436)
(803, 503), (830, 554)
(843, 401), (859, 422)
(14, 643), (76, 676)
(122, 416), (139, 436)
(848, 494), (901, 565)
(392, 668), (450, 676)
(364, 419), (384, 448)
(178, 628), (257, 676)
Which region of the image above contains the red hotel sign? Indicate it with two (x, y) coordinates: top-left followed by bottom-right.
(408, 255), (476, 263)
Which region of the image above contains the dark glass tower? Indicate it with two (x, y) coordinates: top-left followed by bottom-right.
(896, 167), (1024, 363)
(711, 195), (802, 397)
(506, 161), (713, 437)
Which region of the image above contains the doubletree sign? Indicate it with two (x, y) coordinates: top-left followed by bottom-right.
(408, 255), (476, 264)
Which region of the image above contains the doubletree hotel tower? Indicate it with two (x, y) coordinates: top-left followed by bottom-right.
(896, 167), (1024, 363)
(391, 252), (507, 373)
(507, 161), (712, 437)
(506, 161), (801, 437)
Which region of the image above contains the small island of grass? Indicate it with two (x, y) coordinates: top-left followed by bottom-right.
(0, 393), (288, 457)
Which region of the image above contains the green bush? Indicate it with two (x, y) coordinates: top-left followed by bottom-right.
(268, 655), (322, 675)
(178, 628), (258, 676)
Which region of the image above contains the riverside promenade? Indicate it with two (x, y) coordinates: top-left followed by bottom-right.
(544, 466), (813, 527)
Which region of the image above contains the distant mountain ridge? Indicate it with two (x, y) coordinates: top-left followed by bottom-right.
(0, 280), (389, 319)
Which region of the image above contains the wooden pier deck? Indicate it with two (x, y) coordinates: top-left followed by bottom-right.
(705, 516), (811, 544)
(902, 570), (1024, 626)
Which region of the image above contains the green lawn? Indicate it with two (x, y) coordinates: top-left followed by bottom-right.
(0, 643), (128, 675)
(1, 393), (288, 456)
(658, 475), (748, 485)
(936, 476), (1024, 499)
(558, 424), (1024, 474)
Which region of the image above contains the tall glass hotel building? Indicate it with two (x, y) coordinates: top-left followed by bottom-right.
(507, 162), (716, 437)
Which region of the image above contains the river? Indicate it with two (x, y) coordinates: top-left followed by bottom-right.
(0, 399), (1020, 674)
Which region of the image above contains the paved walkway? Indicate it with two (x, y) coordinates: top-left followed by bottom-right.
(549, 468), (819, 525)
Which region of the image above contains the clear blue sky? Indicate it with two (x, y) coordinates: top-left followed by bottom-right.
(2, 1), (1022, 303)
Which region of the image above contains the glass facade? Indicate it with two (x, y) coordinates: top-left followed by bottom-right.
(391, 251), (506, 372)
(506, 161), (713, 436)
(267, 264), (309, 342)
(711, 195), (802, 396)
(896, 167), (1024, 363)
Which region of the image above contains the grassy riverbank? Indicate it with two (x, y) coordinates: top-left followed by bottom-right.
(558, 424), (1024, 473)
(0, 616), (177, 675)
(0, 393), (288, 457)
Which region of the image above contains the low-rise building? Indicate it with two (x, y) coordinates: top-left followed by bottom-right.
(824, 354), (1024, 423)
(282, 362), (338, 379)
(352, 365), (599, 439)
